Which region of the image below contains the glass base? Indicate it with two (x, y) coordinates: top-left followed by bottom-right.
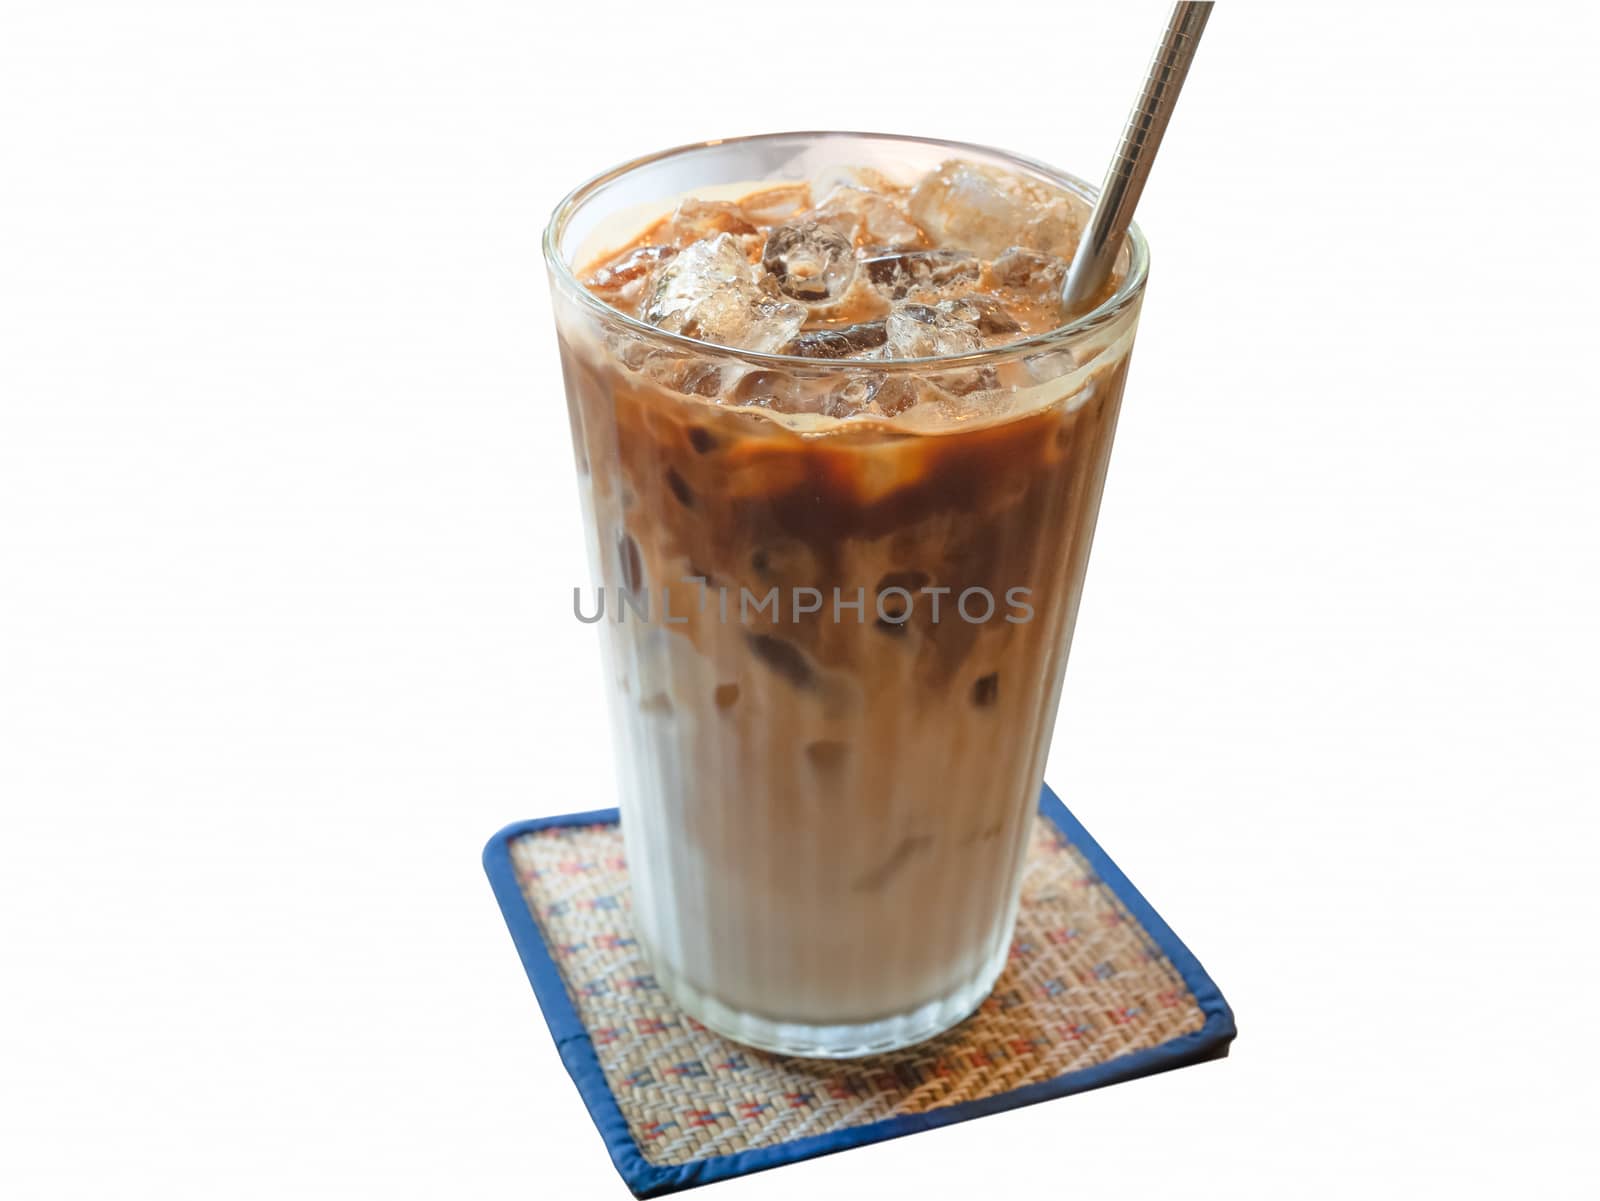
(642, 937), (1011, 1059)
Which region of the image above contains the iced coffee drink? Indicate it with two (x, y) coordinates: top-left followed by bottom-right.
(546, 133), (1145, 1056)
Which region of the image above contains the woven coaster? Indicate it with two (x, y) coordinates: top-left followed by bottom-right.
(483, 785), (1234, 1196)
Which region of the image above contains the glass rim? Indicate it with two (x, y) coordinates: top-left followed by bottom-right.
(542, 130), (1149, 373)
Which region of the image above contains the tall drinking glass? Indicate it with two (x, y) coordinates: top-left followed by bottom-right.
(545, 132), (1146, 1057)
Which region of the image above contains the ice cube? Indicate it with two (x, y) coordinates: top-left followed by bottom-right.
(988, 246), (1067, 300)
(752, 372), (916, 420)
(874, 375), (921, 416)
(810, 185), (926, 249)
(738, 183), (813, 226)
(604, 326), (679, 375)
(641, 353), (725, 397)
(940, 294), (1021, 337)
(908, 161), (1079, 258)
(664, 198), (757, 246)
(1022, 347), (1077, 385)
(731, 368), (803, 410)
(762, 221), (856, 303)
(784, 321), (888, 359)
(584, 244), (677, 309)
(822, 376), (878, 418)
(642, 235), (745, 324)
(884, 300), (983, 358)
(642, 235), (806, 353)
(863, 249), (981, 299)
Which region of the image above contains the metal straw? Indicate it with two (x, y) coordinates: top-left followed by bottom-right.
(1060, 1), (1213, 316)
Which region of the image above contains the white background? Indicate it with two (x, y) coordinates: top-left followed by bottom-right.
(2, 2), (1596, 1197)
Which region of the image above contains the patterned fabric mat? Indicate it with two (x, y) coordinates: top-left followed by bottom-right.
(484, 788), (1234, 1196)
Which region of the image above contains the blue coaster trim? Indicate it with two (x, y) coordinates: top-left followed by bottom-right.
(483, 785), (1236, 1196)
